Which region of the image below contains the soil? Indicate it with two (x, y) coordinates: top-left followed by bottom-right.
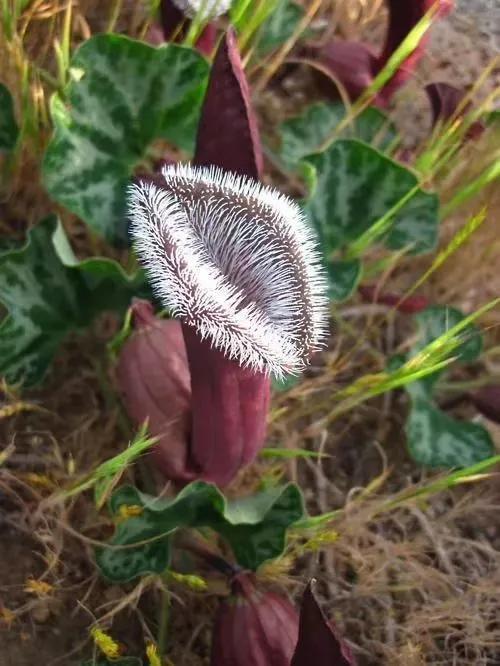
(0, 538), (88, 666)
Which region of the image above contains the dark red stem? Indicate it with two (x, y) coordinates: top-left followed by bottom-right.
(182, 324), (270, 487)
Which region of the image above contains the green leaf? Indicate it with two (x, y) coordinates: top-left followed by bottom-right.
(327, 258), (362, 302)
(43, 35), (209, 244)
(400, 305), (490, 468)
(351, 107), (397, 148)
(256, 0), (305, 56)
(96, 481), (304, 582)
(280, 104), (344, 172)
(0, 83), (18, 152)
(414, 306), (483, 363)
(304, 139), (439, 256)
(279, 103), (396, 172)
(0, 216), (143, 385)
(406, 398), (494, 468)
(272, 373), (301, 392)
(409, 305), (483, 395)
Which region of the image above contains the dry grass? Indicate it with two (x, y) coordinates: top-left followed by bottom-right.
(1, 1), (500, 665)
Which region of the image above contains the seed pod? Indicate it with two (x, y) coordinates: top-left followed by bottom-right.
(211, 572), (299, 666)
(471, 386), (500, 425)
(116, 299), (195, 482)
(291, 582), (355, 666)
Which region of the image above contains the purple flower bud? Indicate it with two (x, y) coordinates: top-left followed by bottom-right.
(471, 386), (500, 425)
(310, 0), (454, 105)
(116, 300), (195, 482)
(376, 1), (454, 100)
(194, 28), (264, 178)
(425, 82), (485, 139)
(291, 582), (355, 666)
(211, 572), (299, 666)
(310, 40), (378, 104)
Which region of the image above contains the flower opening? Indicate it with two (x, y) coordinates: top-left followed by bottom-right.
(129, 163), (328, 378)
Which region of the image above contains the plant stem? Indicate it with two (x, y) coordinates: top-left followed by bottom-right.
(107, 0), (123, 33)
(157, 579), (171, 658)
(439, 376), (500, 392)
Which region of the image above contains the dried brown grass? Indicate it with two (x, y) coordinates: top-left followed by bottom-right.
(1, 1), (500, 665)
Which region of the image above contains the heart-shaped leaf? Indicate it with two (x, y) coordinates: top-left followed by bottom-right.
(43, 35), (209, 244)
(0, 83), (18, 152)
(401, 305), (492, 468)
(304, 139), (439, 256)
(327, 259), (362, 302)
(256, 0), (305, 56)
(414, 306), (483, 362)
(279, 103), (396, 171)
(410, 305), (483, 396)
(406, 397), (494, 468)
(96, 481), (304, 582)
(0, 216), (144, 385)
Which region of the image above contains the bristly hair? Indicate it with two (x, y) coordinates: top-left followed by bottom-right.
(171, 0), (232, 20)
(128, 163), (329, 378)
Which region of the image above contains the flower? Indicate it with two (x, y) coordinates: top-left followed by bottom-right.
(129, 165), (327, 377)
(211, 572), (299, 666)
(126, 30), (327, 486)
(291, 582), (355, 665)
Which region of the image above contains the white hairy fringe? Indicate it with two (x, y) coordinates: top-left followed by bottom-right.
(128, 164), (328, 378)
(171, 0), (232, 20)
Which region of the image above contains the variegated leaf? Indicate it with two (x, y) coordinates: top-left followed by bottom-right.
(407, 398), (494, 468)
(0, 216), (144, 385)
(304, 139), (439, 256)
(280, 102), (396, 171)
(96, 481), (304, 582)
(43, 35), (209, 245)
